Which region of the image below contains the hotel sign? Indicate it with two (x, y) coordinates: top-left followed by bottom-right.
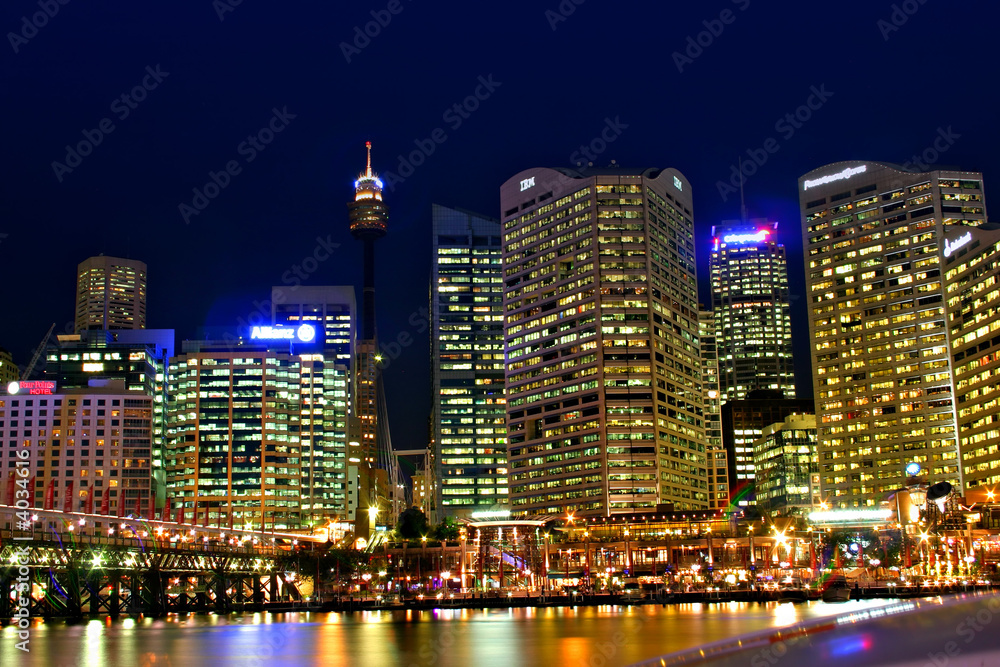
(803, 165), (867, 190)
(7, 380), (57, 395)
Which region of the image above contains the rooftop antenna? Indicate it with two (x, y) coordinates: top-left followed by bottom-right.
(738, 156), (748, 223)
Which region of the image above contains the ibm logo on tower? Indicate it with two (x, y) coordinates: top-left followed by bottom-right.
(520, 177), (535, 192)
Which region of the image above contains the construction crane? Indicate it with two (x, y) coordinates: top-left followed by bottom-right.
(21, 323), (56, 381)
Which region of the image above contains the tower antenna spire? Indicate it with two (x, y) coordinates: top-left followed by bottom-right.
(365, 141), (373, 178)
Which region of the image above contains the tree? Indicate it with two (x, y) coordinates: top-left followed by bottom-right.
(396, 506), (429, 540)
(432, 517), (461, 541)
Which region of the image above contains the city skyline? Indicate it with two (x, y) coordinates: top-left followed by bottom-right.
(3, 3), (999, 459)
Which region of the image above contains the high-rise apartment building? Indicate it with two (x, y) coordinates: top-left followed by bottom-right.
(942, 223), (1000, 493)
(699, 310), (729, 511)
(752, 413), (819, 515)
(721, 391), (814, 509)
(501, 167), (708, 516)
(166, 328), (348, 529)
(800, 161), (986, 508)
(710, 220), (795, 401)
(1, 379), (153, 516)
(75, 256), (147, 332)
(431, 204), (506, 516)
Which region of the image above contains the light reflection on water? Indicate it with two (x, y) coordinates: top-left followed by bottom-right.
(0, 599), (901, 667)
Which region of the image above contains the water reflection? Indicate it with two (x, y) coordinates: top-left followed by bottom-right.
(1, 599), (901, 667)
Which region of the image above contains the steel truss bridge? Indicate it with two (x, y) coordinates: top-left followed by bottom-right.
(0, 505), (325, 619)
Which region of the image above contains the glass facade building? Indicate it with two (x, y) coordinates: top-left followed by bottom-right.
(710, 220), (795, 401)
(752, 413), (819, 515)
(75, 256), (147, 333)
(800, 161), (986, 508)
(501, 167), (708, 516)
(699, 310), (729, 511)
(431, 204), (506, 516)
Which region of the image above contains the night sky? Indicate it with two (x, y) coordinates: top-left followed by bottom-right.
(2, 1), (998, 452)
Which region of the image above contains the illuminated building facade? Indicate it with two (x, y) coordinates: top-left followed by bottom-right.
(800, 161), (986, 508)
(942, 223), (1000, 492)
(752, 413), (819, 515)
(699, 310), (729, 511)
(166, 327), (347, 529)
(710, 220), (795, 401)
(75, 256), (147, 333)
(1, 379), (153, 516)
(44, 329), (172, 493)
(431, 204), (507, 516)
(501, 167), (708, 516)
(721, 391), (814, 509)
(271, 286), (354, 519)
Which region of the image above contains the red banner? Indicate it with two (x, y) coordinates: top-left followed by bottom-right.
(175, 503), (184, 525)
(44, 478), (55, 510)
(148, 496), (156, 522)
(5, 473), (14, 506)
(203, 501), (210, 526)
(63, 481), (74, 514)
(85, 485), (95, 515)
(117, 491), (125, 517)
(100, 487), (110, 515)
(134, 494), (142, 517)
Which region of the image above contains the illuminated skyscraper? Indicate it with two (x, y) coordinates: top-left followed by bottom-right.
(75, 256), (147, 333)
(502, 167), (708, 516)
(699, 310), (729, 511)
(800, 161), (986, 508)
(710, 220), (795, 401)
(347, 142), (387, 525)
(431, 204), (506, 517)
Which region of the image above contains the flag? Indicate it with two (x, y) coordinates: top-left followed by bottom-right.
(85, 485), (94, 514)
(100, 487), (110, 515)
(5, 473), (14, 506)
(63, 481), (74, 514)
(44, 478), (55, 510)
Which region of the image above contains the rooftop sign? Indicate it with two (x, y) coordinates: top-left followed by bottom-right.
(943, 231), (973, 258)
(722, 230), (770, 244)
(250, 324), (316, 343)
(803, 165), (867, 190)
(7, 380), (57, 395)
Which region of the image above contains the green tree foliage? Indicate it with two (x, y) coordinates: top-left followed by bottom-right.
(432, 516), (461, 541)
(396, 507), (429, 539)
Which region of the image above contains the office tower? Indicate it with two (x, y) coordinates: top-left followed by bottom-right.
(752, 413), (819, 515)
(942, 223), (1000, 493)
(431, 204), (506, 516)
(699, 310), (729, 511)
(271, 286), (355, 519)
(502, 167), (708, 516)
(800, 161), (986, 508)
(710, 220), (795, 401)
(348, 143), (386, 519)
(166, 329), (339, 529)
(1, 379), (153, 516)
(721, 391), (815, 509)
(44, 329), (173, 505)
(75, 256), (147, 332)
(0, 347), (17, 386)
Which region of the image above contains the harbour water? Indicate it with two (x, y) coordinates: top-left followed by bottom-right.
(1, 598), (904, 666)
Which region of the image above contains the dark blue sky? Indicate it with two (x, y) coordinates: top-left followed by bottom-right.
(2, 1), (998, 451)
